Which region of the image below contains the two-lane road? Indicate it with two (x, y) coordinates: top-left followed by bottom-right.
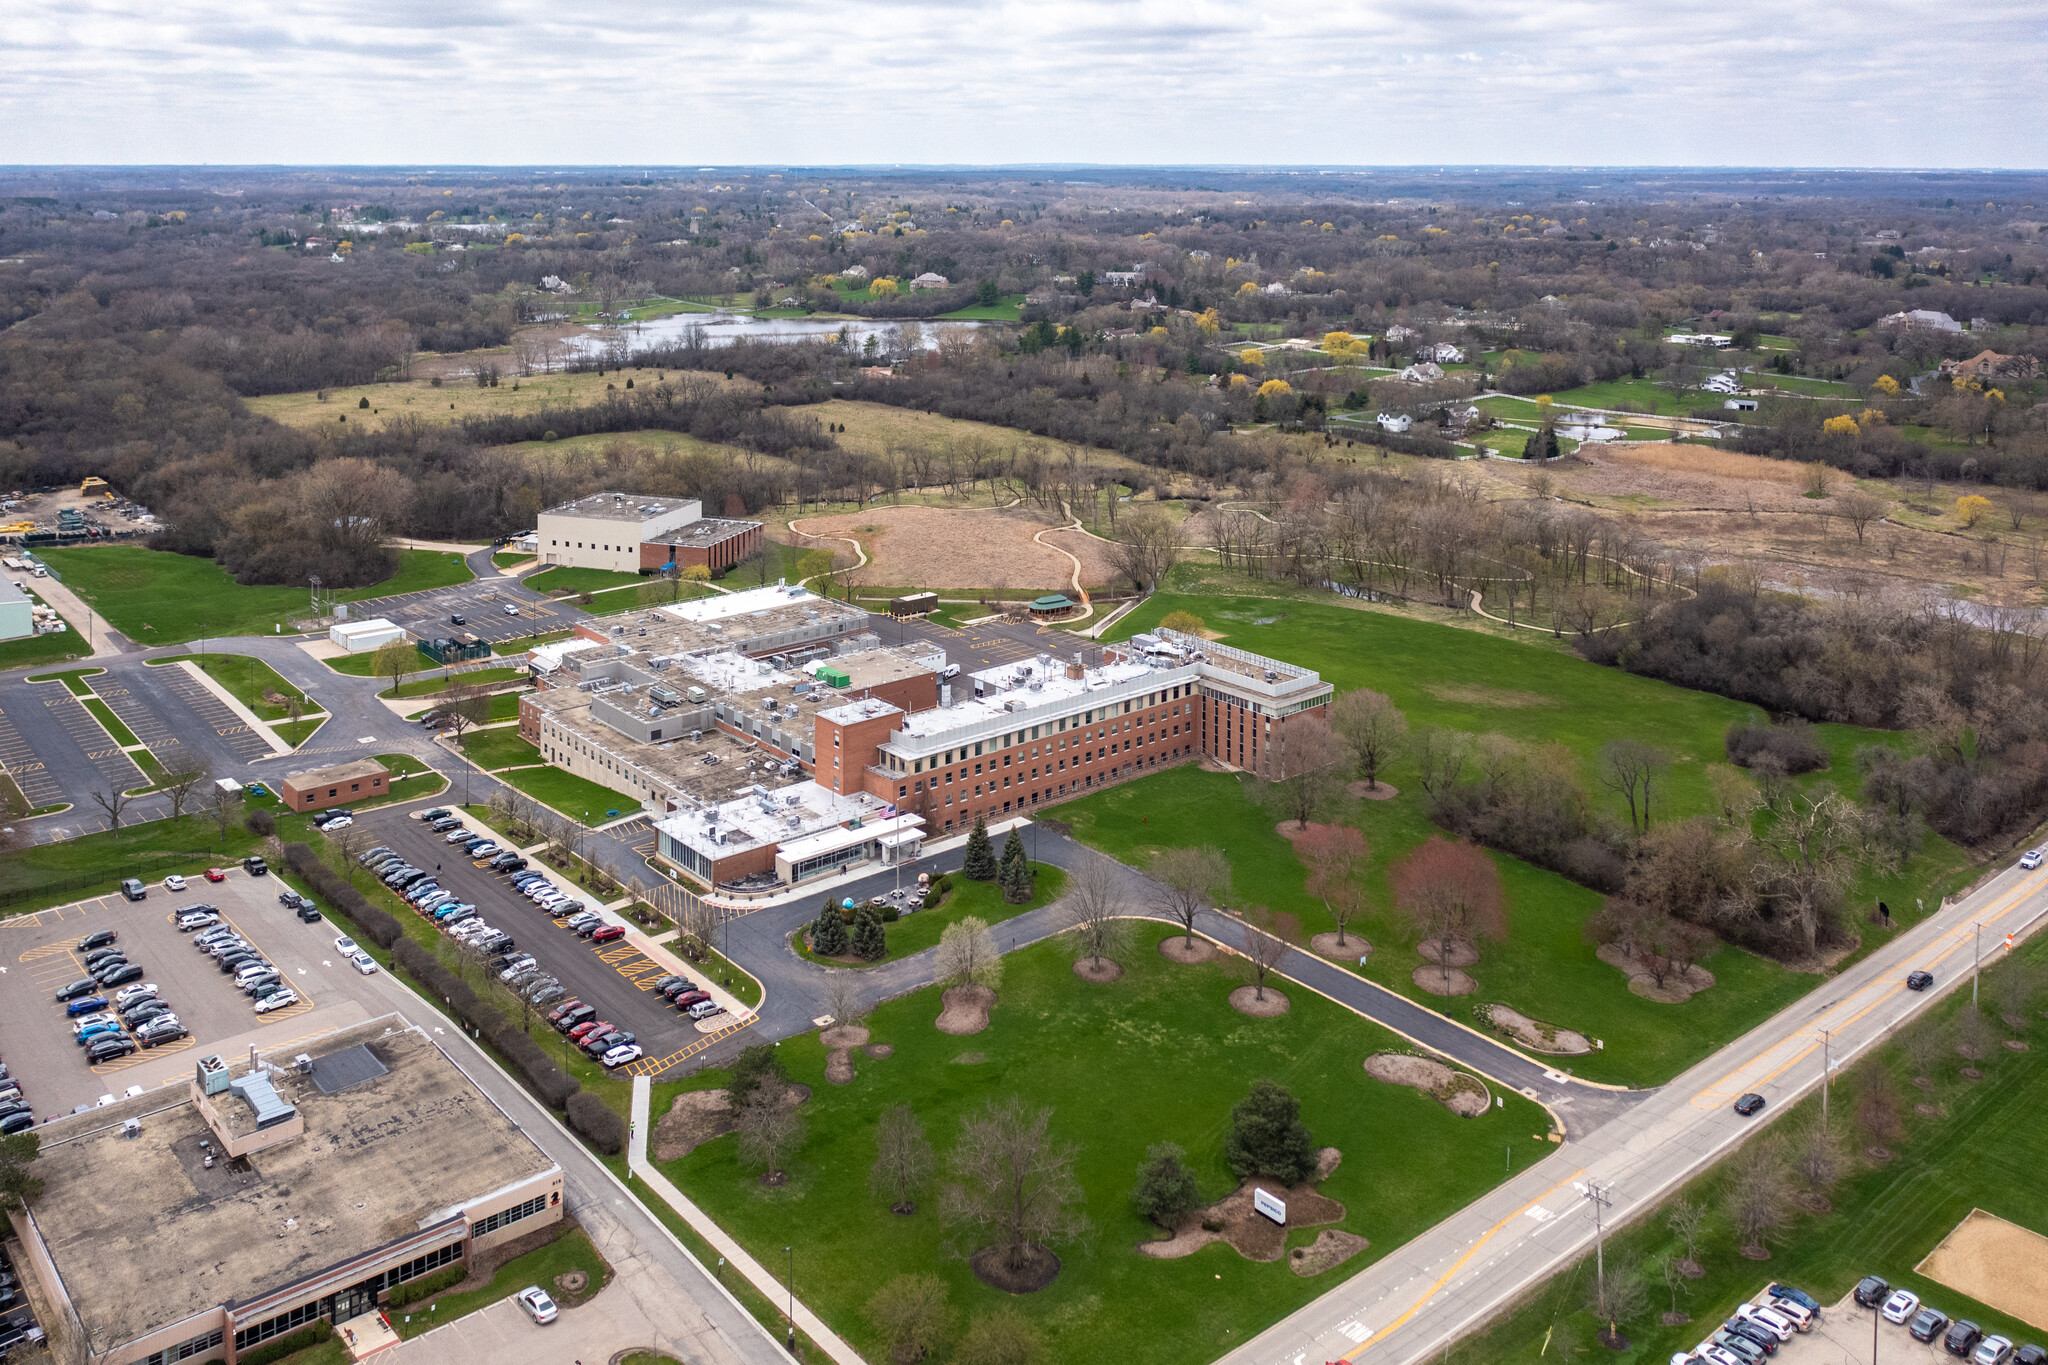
(1221, 859), (2048, 1365)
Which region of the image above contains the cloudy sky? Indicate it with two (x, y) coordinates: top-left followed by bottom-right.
(9, 0), (2042, 167)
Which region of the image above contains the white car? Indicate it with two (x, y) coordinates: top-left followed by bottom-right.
(114, 982), (158, 1007)
(1975, 1338), (2015, 1365)
(514, 1285), (557, 1324)
(163, 874), (187, 892)
(444, 828), (473, 843)
(350, 952), (379, 975)
(319, 815), (353, 830)
(2022, 849), (2044, 870)
(1879, 1289), (1919, 1325)
(600, 1043), (643, 1069)
(253, 990), (299, 1014)
(1736, 1303), (1797, 1342)
(334, 935), (358, 956)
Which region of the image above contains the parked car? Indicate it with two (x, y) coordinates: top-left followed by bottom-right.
(687, 999), (725, 1021)
(297, 904), (322, 923)
(2012, 1346), (2046, 1365)
(515, 1285), (558, 1324)
(75, 1022), (124, 1046)
(528, 985), (565, 1007)
(137, 1019), (188, 1046)
(65, 995), (110, 1016)
(1733, 1092), (1766, 1116)
(163, 874), (187, 892)
(242, 856), (268, 877)
(204, 867), (226, 882)
(660, 979), (700, 1001)
(1976, 1337), (2016, 1365)
(590, 924), (627, 944)
(177, 910), (219, 931)
(1723, 1320), (1779, 1356)
(1947, 1322), (1986, 1358)
(601, 1043), (644, 1069)
(1854, 1276), (1892, 1308)
(124, 1003), (174, 1028)
(0, 1112), (35, 1135)
(1737, 1304), (1798, 1341)
(350, 952), (378, 975)
(555, 1006), (596, 1033)
(1708, 1330), (1766, 1364)
(77, 929), (118, 951)
(672, 990), (709, 1010)
(547, 999), (586, 1024)
(568, 1020), (611, 1044)
(241, 974), (283, 997)
(443, 828), (474, 843)
(254, 991), (299, 1014)
(120, 878), (147, 901)
(251, 980), (294, 1002)
(114, 982), (157, 1007)
(1912, 1311), (1954, 1344)
(86, 1036), (137, 1062)
(1908, 970), (1935, 991)
(417, 808), (452, 822)
(96, 963), (144, 988)
(316, 815), (352, 831)
(1883, 1290), (1922, 1325)
(583, 1030), (632, 1057)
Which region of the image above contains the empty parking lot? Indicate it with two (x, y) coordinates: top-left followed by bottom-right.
(0, 871), (394, 1116)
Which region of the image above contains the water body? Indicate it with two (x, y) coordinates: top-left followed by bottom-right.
(564, 310), (998, 359)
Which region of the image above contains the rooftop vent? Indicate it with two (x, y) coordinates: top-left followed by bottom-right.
(229, 1073), (297, 1130)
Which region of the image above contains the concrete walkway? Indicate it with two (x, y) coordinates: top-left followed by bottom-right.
(630, 1076), (863, 1365)
(23, 568), (125, 657)
(173, 659), (296, 756)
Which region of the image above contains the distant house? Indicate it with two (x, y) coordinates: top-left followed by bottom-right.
(1667, 333), (1734, 348)
(1377, 412), (1413, 434)
(1940, 350), (2040, 383)
(539, 274), (572, 293)
(1101, 270), (1145, 289)
(859, 365), (898, 380)
(1397, 361), (1445, 384)
(840, 265), (871, 280)
(909, 272), (950, 291)
(1442, 404), (1483, 431)
(1261, 282), (1290, 296)
(1878, 309), (1962, 333)
(1700, 372), (1743, 394)
(1384, 324), (1420, 344)
(1418, 342), (1465, 364)
(1187, 249), (1212, 260)
(1724, 398), (1760, 411)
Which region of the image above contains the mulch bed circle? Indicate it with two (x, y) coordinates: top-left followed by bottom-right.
(1412, 965), (1478, 996)
(555, 1270), (588, 1295)
(865, 1043), (894, 1058)
(1074, 957), (1124, 983)
(1229, 985), (1290, 1017)
(1739, 1244), (1772, 1261)
(1960, 1067), (1984, 1080)
(1348, 780), (1399, 800)
(1310, 932), (1370, 961)
(1916, 1103), (1944, 1116)
(1675, 1258), (1704, 1280)
(970, 1244), (1061, 1294)
(1661, 1312), (1692, 1327)
(1865, 1145), (1893, 1162)
(1416, 939), (1479, 967)
(1913, 1076), (1934, 1089)
(936, 983), (996, 1035)
(2005, 1040), (2030, 1051)
(1159, 936), (1216, 964)
(1792, 1192), (1832, 1214)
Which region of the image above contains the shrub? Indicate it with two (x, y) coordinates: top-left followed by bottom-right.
(1132, 1142), (1203, 1227)
(1224, 1079), (1317, 1186)
(728, 1043), (785, 1111)
(245, 807), (275, 836)
(1725, 723), (1828, 774)
(567, 1091), (626, 1154)
(238, 1321), (333, 1365)
(385, 1262), (466, 1308)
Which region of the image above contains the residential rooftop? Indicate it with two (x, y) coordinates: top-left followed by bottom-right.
(28, 1019), (556, 1351)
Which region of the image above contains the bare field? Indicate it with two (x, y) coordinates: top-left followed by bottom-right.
(1916, 1208), (2048, 1332)
(784, 504), (1119, 593)
(809, 399), (1148, 473)
(244, 366), (750, 432)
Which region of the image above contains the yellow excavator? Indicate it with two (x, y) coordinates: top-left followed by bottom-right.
(79, 477), (112, 499)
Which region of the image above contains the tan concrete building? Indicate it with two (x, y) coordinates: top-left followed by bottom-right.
(537, 492), (705, 574)
(278, 758), (389, 813)
(15, 1019), (561, 1365)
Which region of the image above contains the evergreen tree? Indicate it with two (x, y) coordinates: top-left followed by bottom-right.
(963, 816), (997, 880)
(1224, 1079), (1318, 1186)
(1132, 1142), (1203, 1228)
(851, 905), (887, 961)
(998, 829), (1033, 905)
(812, 900), (850, 957)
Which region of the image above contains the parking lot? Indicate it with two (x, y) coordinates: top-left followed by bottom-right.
(0, 870), (393, 1116)
(358, 808), (704, 1072)
(355, 576), (574, 646)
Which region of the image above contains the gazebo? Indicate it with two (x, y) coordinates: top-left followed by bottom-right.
(1028, 593), (1078, 621)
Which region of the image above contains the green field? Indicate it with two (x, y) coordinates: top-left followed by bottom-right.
(0, 817), (262, 913)
(458, 728), (543, 770)
(153, 653), (311, 719)
(798, 864), (1067, 967)
(38, 547), (473, 644)
(935, 293), (1026, 320)
(0, 622), (89, 671)
(666, 927), (1550, 1365)
(490, 552), (535, 570)
(325, 647), (433, 678)
(1065, 591), (1975, 1087)
(525, 565), (647, 594)
(274, 716), (326, 747)
(79, 696), (138, 747)
(381, 666), (527, 698)
(1451, 940), (2048, 1362)
(27, 668), (101, 696)
(497, 764), (642, 822)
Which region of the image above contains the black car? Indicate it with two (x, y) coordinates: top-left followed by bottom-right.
(137, 1020), (188, 1046)
(0, 1112), (33, 1135)
(123, 1002), (172, 1027)
(1907, 970), (1935, 990)
(1734, 1092), (1767, 1116)
(297, 905), (322, 923)
(243, 856), (268, 877)
(1912, 1309), (1953, 1343)
(1724, 1319), (1779, 1356)
(96, 964), (144, 988)
(450, 613), (467, 625)
(1947, 1322), (1985, 1357)
(1854, 1275), (1892, 1307)
(2014, 1346), (2047, 1365)
(77, 929), (117, 951)
(83, 946), (124, 969)
(1711, 1331), (1766, 1364)
(55, 977), (99, 1001)
(86, 1036), (137, 1062)
(661, 979), (700, 1000)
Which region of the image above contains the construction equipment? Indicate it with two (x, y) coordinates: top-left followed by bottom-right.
(79, 477), (112, 499)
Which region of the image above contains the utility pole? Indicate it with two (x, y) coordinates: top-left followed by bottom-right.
(1973, 922), (1983, 1007)
(1580, 1181), (1613, 1330)
(784, 1245), (796, 1351)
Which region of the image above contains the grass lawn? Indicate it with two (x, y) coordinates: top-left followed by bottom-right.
(325, 647), (434, 678)
(935, 293), (1026, 320)
(27, 668), (102, 695)
(79, 696), (139, 747)
(0, 622), (89, 670)
(498, 764), (642, 823)
(666, 927), (1550, 1365)
(1449, 940), (2048, 1363)
(0, 816), (261, 914)
(152, 653), (310, 719)
(381, 666), (527, 698)
(495, 629), (573, 656)
(459, 728), (543, 771)
(477, 692), (526, 723)
(1531, 376), (1691, 415)
(390, 1225), (609, 1340)
(1475, 427), (1531, 457)
(1750, 373), (1861, 399)
(1066, 592), (1976, 1087)
(244, 368), (663, 432)
(273, 716), (327, 747)
(491, 551), (536, 570)
(804, 399), (1149, 474)
(797, 864), (1068, 968)
(38, 547), (471, 645)
(525, 565), (647, 594)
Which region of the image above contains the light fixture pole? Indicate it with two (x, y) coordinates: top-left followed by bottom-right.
(1973, 922), (1983, 1007)
(784, 1245), (795, 1350)
(1819, 1027), (1832, 1129)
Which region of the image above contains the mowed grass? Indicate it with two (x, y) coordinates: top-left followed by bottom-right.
(0, 620), (89, 671)
(796, 864), (1068, 968)
(458, 728), (543, 771)
(935, 293), (1026, 320)
(152, 653), (311, 720)
(497, 764), (642, 822)
(1067, 592), (1975, 1086)
(391, 1225), (609, 1340)
(1449, 943), (2048, 1363)
(38, 547), (471, 644)
(0, 815), (262, 913)
(667, 928), (1550, 1365)
(525, 565), (647, 594)
(807, 399), (1150, 474)
(245, 367), (673, 432)
(488, 426), (786, 471)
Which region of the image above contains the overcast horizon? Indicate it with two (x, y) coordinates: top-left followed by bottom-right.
(9, 0), (2046, 169)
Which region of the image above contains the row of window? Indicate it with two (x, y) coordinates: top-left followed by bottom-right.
(232, 1240), (463, 1351)
(142, 1327), (222, 1365)
(473, 1193), (550, 1237)
(902, 718), (1184, 800)
(936, 751), (1173, 830)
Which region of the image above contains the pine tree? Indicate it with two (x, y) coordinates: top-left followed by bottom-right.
(850, 906), (887, 961)
(1224, 1080), (1318, 1186)
(998, 829), (1033, 904)
(811, 900), (850, 957)
(963, 816), (997, 881)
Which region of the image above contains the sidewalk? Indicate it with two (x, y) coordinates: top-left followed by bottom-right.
(175, 660), (295, 756)
(630, 1076), (862, 1365)
(24, 569), (124, 658)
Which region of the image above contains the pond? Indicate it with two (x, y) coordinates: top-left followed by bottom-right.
(563, 310), (998, 359)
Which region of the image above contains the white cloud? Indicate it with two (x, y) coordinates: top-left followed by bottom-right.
(3, 0), (2041, 166)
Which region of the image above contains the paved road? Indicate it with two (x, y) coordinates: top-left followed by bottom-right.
(1217, 861), (2048, 1365)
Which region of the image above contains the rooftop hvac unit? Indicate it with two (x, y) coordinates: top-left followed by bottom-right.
(1265, 671), (1278, 683)
(122, 1118), (141, 1139)
(689, 729), (703, 741)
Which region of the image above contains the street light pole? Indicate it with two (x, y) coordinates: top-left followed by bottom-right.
(784, 1245), (795, 1351)
(1819, 1027), (1832, 1130)
(1973, 922), (1983, 1007)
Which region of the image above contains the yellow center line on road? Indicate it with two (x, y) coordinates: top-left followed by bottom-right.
(1691, 869), (2048, 1108)
(1343, 1168), (1590, 1359)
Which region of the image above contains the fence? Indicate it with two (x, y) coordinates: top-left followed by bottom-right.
(0, 849), (227, 911)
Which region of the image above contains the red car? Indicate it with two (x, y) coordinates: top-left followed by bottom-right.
(672, 990), (709, 1010)
(568, 1020), (611, 1044)
(590, 925), (627, 944)
(203, 868), (226, 883)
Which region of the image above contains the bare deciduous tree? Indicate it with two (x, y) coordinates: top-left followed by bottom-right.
(1411, 725), (1471, 801)
(1598, 737), (1668, 835)
(1329, 688), (1407, 793)
(941, 1098), (1090, 1277)
(161, 757), (210, 822)
(1239, 918), (1289, 1001)
(1063, 860), (1131, 969)
(1836, 490), (1889, 545)
(736, 1086), (807, 1184)
(1390, 836), (1505, 987)
(1297, 822), (1368, 946)
(870, 1103), (936, 1215)
(1666, 1197), (1705, 1273)
(1726, 1141), (1788, 1255)
(1750, 791), (1862, 958)
(865, 1274), (953, 1363)
(89, 785), (131, 830)
(1106, 508), (1183, 593)
(1257, 714), (1355, 830)
(1151, 845), (1230, 948)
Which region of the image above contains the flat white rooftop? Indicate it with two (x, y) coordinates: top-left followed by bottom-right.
(820, 697), (903, 727)
(777, 812), (926, 863)
(656, 779), (886, 857)
(530, 637), (602, 672)
(660, 583), (818, 625)
(897, 654), (1174, 741)
(681, 649), (799, 696)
